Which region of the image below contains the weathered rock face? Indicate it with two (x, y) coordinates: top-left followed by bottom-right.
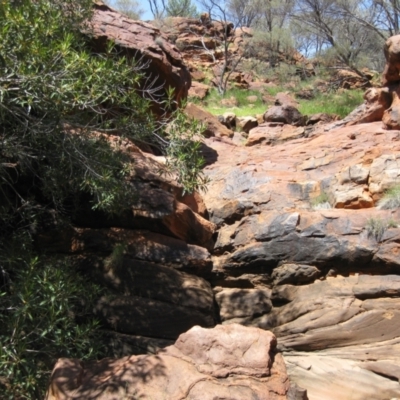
(47, 324), (292, 400)
(199, 116), (400, 398)
(279, 276), (400, 400)
(346, 34), (400, 129)
(383, 34), (400, 85)
(37, 142), (215, 250)
(35, 138), (218, 353)
(44, 30), (400, 400)
(185, 102), (234, 138)
(188, 81), (210, 99)
(88, 2), (191, 114)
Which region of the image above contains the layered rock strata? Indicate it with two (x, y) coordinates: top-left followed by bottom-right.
(45, 19), (400, 400)
(88, 2), (191, 114)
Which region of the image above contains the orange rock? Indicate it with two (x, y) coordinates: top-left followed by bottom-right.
(47, 325), (292, 400)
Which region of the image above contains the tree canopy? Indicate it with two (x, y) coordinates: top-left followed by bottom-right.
(203, 0), (395, 75)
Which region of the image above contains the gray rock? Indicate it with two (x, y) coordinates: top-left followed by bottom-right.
(94, 259), (215, 313)
(264, 105), (305, 126)
(95, 295), (215, 339)
(272, 263), (321, 285)
(237, 116), (258, 133)
(215, 288), (272, 321)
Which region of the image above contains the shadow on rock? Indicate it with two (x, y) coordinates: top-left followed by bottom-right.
(200, 142), (219, 166)
(46, 355), (167, 400)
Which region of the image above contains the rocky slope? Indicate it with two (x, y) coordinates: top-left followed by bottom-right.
(88, 2), (191, 114)
(200, 121), (400, 399)
(46, 8), (400, 400)
(195, 34), (400, 399)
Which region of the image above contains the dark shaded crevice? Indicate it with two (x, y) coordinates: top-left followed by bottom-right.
(367, 370), (399, 382)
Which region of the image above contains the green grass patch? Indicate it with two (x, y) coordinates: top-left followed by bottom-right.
(298, 90), (364, 119)
(378, 184), (400, 209)
(310, 191), (332, 210)
(193, 78), (364, 120)
(201, 87), (267, 117)
(365, 217), (398, 242)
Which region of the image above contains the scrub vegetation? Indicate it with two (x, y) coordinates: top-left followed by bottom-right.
(0, 0), (206, 397)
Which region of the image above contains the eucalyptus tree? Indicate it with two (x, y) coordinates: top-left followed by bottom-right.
(338, 0), (400, 39)
(197, 0), (248, 94)
(290, 0), (382, 75)
(227, 0), (293, 29)
(166, 0), (198, 17)
(112, 0), (145, 19)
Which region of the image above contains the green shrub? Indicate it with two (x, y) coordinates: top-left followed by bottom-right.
(104, 243), (128, 271)
(0, 0), (207, 217)
(378, 185), (400, 210)
(0, 245), (103, 399)
(163, 106), (210, 192)
(311, 192), (332, 210)
(0, 1), (208, 397)
(365, 217), (397, 241)
(298, 90), (364, 119)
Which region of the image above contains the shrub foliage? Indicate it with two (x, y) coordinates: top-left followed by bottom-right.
(378, 185), (400, 210)
(0, 0), (207, 397)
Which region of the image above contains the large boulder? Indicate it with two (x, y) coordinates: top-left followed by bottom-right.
(88, 2), (191, 114)
(189, 81), (210, 100)
(185, 102), (234, 138)
(344, 87), (391, 126)
(275, 92), (299, 108)
(237, 116), (258, 133)
(263, 105), (305, 126)
(383, 34), (400, 85)
(47, 324), (295, 400)
(246, 123), (305, 146)
(382, 85), (400, 129)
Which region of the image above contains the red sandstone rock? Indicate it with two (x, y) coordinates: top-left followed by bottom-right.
(383, 34), (400, 85)
(345, 87), (391, 126)
(88, 2), (191, 114)
(382, 86), (400, 129)
(189, 81), (210, 100)
(275, 92), (299, 108)
(237, 116), (258, 133)
(42, 29), (400, 400)
(199, 118), (400, 399)
(185, 102), (234, 138)
(46, 324), (292, 400)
